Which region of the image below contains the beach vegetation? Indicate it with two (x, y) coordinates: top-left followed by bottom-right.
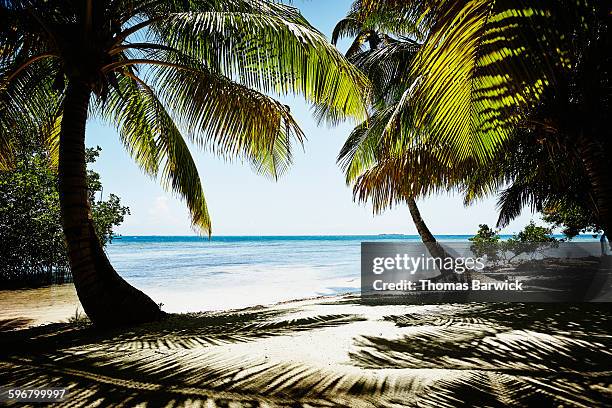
(469, 224), (501, 263)
(0, 144), (128, 288)
(469, 221), (557, 265)
(67, 307), (92, 327)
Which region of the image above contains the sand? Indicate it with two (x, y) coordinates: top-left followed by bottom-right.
(0, 294), (610, 407)
(0, 284), (81, 328)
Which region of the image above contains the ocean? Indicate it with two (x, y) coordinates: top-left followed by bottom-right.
(106, 235), (599, 312)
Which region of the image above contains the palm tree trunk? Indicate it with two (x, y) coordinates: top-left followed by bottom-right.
(576, 13), (611, 238)
(406, 197), (436, 243)
(407, 197), (446, 260)
(58, 79), (163, 326)
(406, 198), (458, 279)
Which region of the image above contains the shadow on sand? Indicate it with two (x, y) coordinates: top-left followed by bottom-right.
(1, 296), (611, 407)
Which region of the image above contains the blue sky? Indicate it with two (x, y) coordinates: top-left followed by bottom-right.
(87, 0), (537, 236)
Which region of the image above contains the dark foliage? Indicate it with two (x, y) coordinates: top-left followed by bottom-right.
(0, 146), (129, 288)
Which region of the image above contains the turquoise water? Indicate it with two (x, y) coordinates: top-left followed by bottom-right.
(106, 235), (598, 312)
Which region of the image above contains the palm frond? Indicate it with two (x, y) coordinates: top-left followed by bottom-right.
(460, 127), (595, 227)
(147, 59), (304, 180)
(100, 74), (211, 234)
(331, 17), (362, 45)
(0, 58), (62, 168)
(151, 10), (370, 123)
(358, 0), (590, 163)
(337, 106), (396, 184)
(349, 38), (418, 105)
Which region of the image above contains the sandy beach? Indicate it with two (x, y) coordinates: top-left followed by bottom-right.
(1, 292), (611, 407)
(0, 285), (81, 329)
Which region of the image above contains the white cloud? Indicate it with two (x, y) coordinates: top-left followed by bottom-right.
(149, 196), (171, 217)
(117, 195), (193, 235)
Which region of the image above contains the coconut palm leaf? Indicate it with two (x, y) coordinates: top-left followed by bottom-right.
(331, 17), (362, 46)
(338, 106), (395, 184)
(352, 150), (474, 213)
(356, 0), (598, 163)
(99, 74), (212, 232)
(147, 60), (303, 178)
(459, 126), (598, 229)
(149, 9), (370, 123)
(0, 58), (61, 169)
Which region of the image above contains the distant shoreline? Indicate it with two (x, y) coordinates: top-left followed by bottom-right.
(109, 234), (601, 240)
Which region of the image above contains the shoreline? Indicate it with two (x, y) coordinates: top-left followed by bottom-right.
(0, 284), (358, 330)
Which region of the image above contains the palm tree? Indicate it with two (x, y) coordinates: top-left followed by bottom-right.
(332, 19), (454, 262)
(351, 0), (611, 236)
(462, 125), (602, 237)
(0, 0), (369, 326)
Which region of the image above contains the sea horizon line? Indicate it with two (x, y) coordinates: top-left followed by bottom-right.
(110, 233), (600, 239)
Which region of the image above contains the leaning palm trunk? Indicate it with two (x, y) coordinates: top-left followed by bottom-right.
(58, 81), (162, 326)
(406, 198), (437, 243)
(406, 197), (446, 259)
(406, 197), (460, 279)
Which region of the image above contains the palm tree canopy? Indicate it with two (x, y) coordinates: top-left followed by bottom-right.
(335, 19), (475, 214)
(336, 0), (610, 228)
(0, 0), (370, 235)
(350, 0), (607, 163)
(461, 125), (598, 231)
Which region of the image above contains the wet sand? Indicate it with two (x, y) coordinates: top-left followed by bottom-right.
(0, 284), (81, 329)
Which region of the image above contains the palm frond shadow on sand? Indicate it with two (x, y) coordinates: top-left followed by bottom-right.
(0, 318), (33, 331)
(1, 296), (611, 407)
